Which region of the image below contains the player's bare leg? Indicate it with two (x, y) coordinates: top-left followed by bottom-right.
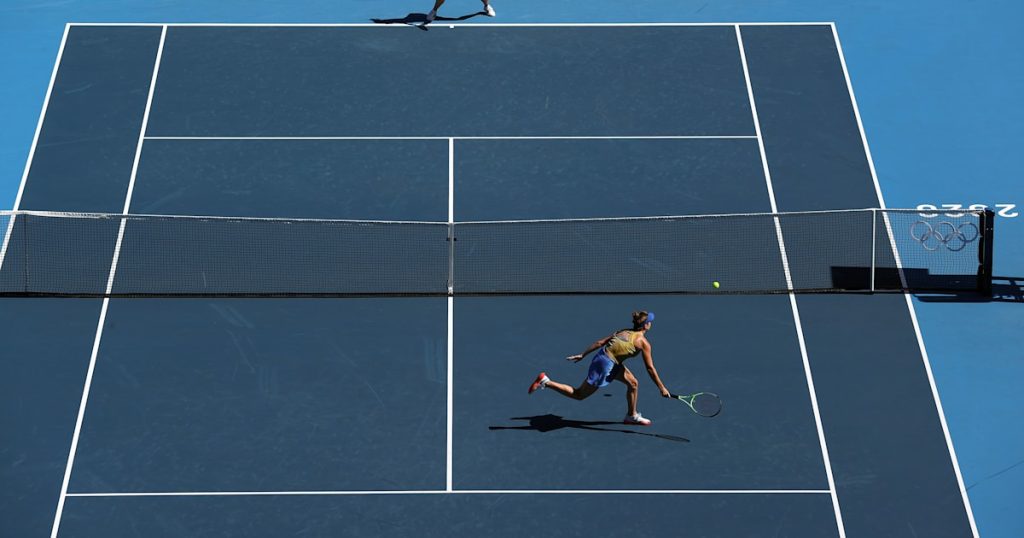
(617, 367), (651, 425)
(529, 372), (597, 400)
(426, 0), (444, 22)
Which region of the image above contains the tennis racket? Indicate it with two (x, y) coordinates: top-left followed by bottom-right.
(670, 392), (722, 417)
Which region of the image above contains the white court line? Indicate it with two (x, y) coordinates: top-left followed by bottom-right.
(735, 25), (847, 538)
(446, 138), (455, 492)
(0, 24), (71, 274)
(736, 33), (793, 291)
(879, 211), (907, 288)
(65, 489), (832, 497)
(69, 22), (834, 28)
(49, 25), (168, 538)
(144, 136), (758, 141)
(830, 23), (979, 538)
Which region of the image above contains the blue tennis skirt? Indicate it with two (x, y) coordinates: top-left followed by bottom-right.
(586, 352), (625, 388)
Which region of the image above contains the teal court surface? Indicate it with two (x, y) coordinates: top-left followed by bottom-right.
(1, 21), (1007, 537)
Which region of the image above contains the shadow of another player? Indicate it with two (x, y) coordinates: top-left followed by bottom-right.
(371, 11), (489, 25)
(490, 414), (689, 443)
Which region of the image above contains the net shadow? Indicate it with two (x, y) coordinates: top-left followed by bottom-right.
(830, 267), (984, 293)
(914, 276), (1024, 304)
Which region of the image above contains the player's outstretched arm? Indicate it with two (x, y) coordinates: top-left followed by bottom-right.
(639, 338), (670, 397)
(567, 334), (614, 362)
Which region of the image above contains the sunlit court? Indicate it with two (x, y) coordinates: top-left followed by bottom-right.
(1, 13), (1017, 538)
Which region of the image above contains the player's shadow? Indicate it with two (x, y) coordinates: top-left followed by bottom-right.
(371, 11), (490, 29)
(489, 414), (689, 443)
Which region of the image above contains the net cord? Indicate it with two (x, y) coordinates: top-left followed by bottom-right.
(0, 207), (983, 225)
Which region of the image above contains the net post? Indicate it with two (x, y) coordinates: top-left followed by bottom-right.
(447, 222), (455, 296)
(870, 209), (877, 292)
(977, 209), (994, 296)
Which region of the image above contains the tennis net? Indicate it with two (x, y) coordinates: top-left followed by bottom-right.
(0, 208), (994, 297)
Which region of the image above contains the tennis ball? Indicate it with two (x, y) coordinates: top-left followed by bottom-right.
(713, 281), (720, 289)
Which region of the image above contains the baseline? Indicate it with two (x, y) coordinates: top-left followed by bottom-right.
(70, 22), (835, 28)
(66, 489), (832, 497)
(56, 490), (842, 537)
(144, 136), (757, 140)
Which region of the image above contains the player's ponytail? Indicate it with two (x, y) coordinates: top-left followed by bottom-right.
(631, 311), (650, 330)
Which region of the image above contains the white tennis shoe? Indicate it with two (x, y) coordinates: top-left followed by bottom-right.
(624, 413), (652, 426)
(484, 5), (496, 17)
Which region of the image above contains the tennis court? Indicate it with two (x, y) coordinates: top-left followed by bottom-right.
(2, 23), (981, 537)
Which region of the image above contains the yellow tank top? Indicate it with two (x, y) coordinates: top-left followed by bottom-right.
(604, 330), (641, 361)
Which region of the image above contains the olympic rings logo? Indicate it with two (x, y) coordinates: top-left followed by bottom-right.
(910, 220), (979, 251)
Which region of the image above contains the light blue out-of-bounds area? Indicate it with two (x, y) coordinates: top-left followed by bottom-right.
(0, 1), (1020, 537)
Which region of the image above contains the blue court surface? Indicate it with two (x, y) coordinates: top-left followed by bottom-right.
(0, 20), (1012, 538)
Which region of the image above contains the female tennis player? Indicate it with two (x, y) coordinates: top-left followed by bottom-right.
(426, 0), (495, 23)
(528, 311), (671, 425)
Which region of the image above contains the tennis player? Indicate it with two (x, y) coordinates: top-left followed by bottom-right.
(528, 311), (671, 426)
(426, 0), (495, 23)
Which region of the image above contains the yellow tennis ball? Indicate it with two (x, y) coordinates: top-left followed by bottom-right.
(713, 281), (720, 289)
